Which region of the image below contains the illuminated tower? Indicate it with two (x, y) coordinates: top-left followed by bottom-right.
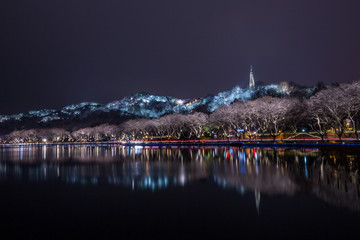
(249, 65), (255, 88)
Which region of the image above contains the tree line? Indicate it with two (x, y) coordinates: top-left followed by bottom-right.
(2, 81), (360, 143)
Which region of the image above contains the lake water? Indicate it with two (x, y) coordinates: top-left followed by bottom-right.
(0, 144), (359, 239)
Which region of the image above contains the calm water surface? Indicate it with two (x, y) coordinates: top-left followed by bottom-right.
(0, 144), (359, 239)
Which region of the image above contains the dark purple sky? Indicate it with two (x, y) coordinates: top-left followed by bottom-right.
(1, 0), (360, 114)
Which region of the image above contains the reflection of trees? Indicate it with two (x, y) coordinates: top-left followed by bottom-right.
(212, 148), (298, 196)
(0, 145), (359, 211)
(308, 148), (360, 211)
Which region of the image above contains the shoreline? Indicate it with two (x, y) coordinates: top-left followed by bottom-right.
(1, 139), (360, 148)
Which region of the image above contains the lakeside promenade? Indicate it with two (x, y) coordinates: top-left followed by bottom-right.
(1, 138), (360, 148)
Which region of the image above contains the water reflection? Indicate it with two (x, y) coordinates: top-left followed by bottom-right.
(0, 145), (359, 211)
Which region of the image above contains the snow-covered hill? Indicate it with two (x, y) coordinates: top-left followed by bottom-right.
(0, 83), (315, 133)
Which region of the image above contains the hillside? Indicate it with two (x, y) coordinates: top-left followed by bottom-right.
(0, 82), (315, 134)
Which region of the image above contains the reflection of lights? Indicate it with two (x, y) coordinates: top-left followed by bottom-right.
(42, 146), (47, 159)
(3, 144), (359, 209)
(304, 156), (308, 179)
(134, 145), (143, 154)
(158, 178), (162, 187)
(179, 173), (186, 186)
(240, 186), (245, 195)
(179, 165), (186, 186)
(164, 177), (168, 187)
(320, 162), (324, 180)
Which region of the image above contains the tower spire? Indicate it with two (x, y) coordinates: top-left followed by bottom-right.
(249, 65), (255, 88)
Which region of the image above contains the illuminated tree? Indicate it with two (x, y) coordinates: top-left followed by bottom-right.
(5, 128), (71, 143)
(249, 96), (292, 141)
(305, 99), (328, 141)
(236, 101), (259, 140)
(120, 119), (145, 140)
(184, 112), (209, 139)
(209, 105), (233, 138)
(283, 98), (307, 138)
(159, 114), (187, 139)
(341, 81), (360, 140)
(309, 85), (348, 140)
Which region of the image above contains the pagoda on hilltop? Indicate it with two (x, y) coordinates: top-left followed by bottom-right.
(249, 65), (255, 88)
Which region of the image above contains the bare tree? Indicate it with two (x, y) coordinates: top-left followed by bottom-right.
(304, 99), (328, 141)
(238, 101), (259, 141)
(249, 97), (291, 141)
(120, 119), (147, 140)
(149, 118), (167, 140)
(209, 105), (232, 139)
(309, 86), (348, 140)
(342, 81), (360, 140)
(184, 112), (209, 139)
(160, 114), (187, 139)
(5, 128), (71, 143)
(283, 98), (307, 139)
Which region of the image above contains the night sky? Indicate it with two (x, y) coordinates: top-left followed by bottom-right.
(1, 0), (360, 114)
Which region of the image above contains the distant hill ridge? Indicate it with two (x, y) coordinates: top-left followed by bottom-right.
(0, 82), (317, 134)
